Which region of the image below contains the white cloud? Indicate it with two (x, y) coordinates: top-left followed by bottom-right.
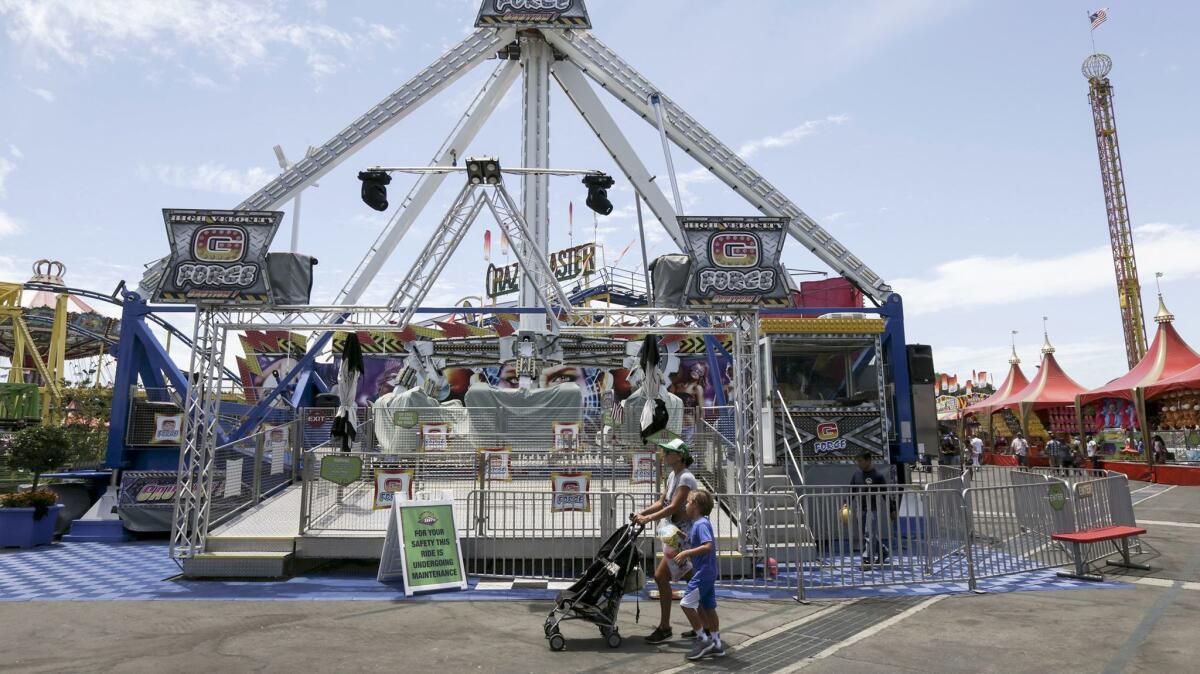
(894, 222), (1200, 316)
(141, 162), (273, 195)
(187, 71), (217, 89)
(737, 114), (849, 159)
(0, 0), (397, 79)
(8, 145), (22, 159)
(0, 156), (14, 197)
(24, 86), (55, 102)
(0, 210), (22, 238)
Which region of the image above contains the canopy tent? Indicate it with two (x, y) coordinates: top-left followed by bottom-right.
(1080, 297), (1200, 404)
(996, 334), (1088, 421)
(1144, 361), (1200, 399)
(962, 346), (1029, 417)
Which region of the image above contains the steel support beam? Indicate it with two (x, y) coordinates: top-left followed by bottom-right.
(335, 60), (520, 306)
(542, 28), (891, 304)
(236, 28), (515, 212)
(550, 60), (687, 252)
(520, 35), (552, 333)
(170, 307), (225, 560)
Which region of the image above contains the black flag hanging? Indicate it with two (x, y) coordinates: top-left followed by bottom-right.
(332, 332), (365, 451)
(638, 334), (669, 443)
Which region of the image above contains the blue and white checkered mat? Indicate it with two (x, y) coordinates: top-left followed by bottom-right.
(0, 542), (1129, 602)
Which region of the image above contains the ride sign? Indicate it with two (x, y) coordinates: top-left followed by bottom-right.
(680, 216), (790, 306)
(377, 497), (467, 596)
(474, 0), (591, 28)
(154, 209), (282, 304)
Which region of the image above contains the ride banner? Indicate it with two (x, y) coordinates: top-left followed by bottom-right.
(421, 422), (450, 452)
(373, 469), (415, 509)
(479, 449), (513, 482)
(631, 452), (657, 484)
(155, 209), (282, 304)
(550, 471), (591, 512)
(680, 216), (790, 306)
(150, 413), (183, 445)
(553, 421), (581, 451)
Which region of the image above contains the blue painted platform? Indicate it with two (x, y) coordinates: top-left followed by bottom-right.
(0, 542), (1131, 602)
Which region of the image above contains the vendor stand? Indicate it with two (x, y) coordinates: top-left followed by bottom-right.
(1078, 296), (1200, 468)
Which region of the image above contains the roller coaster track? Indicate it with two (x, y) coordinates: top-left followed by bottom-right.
(19, 282), (241, 384)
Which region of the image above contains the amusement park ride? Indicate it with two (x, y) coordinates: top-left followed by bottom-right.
(8, 2), (933, 562)
(1083, 53), (1148, 371)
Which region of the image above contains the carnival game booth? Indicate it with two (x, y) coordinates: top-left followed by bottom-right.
(988, 335), (1090, 466)
(1145, 365), (1200, 483)
(1081, 297), (1200, 484)
(959, 346), (1030, 461)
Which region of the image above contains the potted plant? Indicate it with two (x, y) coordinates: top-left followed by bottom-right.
(0, 425), (73, 548)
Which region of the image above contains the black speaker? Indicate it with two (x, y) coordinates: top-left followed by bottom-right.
(907, 344), (935, 385)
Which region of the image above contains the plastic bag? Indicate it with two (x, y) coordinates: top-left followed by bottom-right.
(657, 522), (692, 580)
(664, 545), (692, 581)
(656, 522), (687, 549)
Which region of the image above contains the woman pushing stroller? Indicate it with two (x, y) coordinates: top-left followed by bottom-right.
(631, 436), (698, 645)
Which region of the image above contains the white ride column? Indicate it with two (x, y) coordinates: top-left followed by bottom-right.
(520, 35), (552, 334)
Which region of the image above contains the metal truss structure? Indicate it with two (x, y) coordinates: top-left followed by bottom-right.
(388, 178), (571, 332)
(168, 304), (762, 559)
(1083, 54), (1147, 369)
(164, 3), (909, 559)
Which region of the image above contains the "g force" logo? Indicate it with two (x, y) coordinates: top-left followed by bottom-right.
(495, 0), (571, 11)
(711, 233), (760, 268)
(192, 227), (247, 262)
(816, 422), (839, 441)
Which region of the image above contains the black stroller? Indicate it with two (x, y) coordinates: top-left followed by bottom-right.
(543, 522), (646, 651)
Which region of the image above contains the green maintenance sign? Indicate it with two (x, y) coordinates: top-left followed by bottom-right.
(377, 499), (466, 595)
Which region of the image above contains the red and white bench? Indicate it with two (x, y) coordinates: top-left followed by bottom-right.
(1051, 525), (1151, 581)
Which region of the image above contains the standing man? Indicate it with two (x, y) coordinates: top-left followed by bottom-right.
(1086, 434), (1100, 470)
(1045, 435), (1064, 469)
(969, 433), (984, 471)
(1011, 433), (1029, 467)
(848, 451), (896, 568)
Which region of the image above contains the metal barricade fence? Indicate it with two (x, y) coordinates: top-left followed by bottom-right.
(797, 487), (973, 591)
(463, 490), (645, 581)
(298, 403), (738, 534)
(205, 422), (300, 529)
(706, 492), (803, 595)
(460, 489), (802, 594)
(1071, 473), (1146, 564)
(1024, 466), (1110, 487)
(303, 450), (482, 533)
(964, 481), (1076, 581)
(934, 464), (965, 482)
(365, 404), (732, 494)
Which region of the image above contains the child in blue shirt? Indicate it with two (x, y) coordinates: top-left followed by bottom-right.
(673, 489), (723, 660)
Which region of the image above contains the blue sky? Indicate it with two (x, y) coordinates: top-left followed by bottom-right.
(2, 0), (1199, 387)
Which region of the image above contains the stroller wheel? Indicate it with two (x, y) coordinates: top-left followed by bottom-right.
(605, 629), (622, 649)
(549, 633), (566, 651)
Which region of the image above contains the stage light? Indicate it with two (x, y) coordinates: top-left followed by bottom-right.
(582, 174), (615, 216)
(358, 170), (391, 211)
(466, 156), (502, 185)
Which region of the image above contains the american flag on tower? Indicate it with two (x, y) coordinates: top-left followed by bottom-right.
(1089, 8), (1108, 31)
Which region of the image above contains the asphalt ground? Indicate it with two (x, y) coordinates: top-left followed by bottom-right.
(1, 482), (1196, 673)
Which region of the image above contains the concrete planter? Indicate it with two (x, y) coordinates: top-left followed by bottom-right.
(0, 505), (64, 549)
